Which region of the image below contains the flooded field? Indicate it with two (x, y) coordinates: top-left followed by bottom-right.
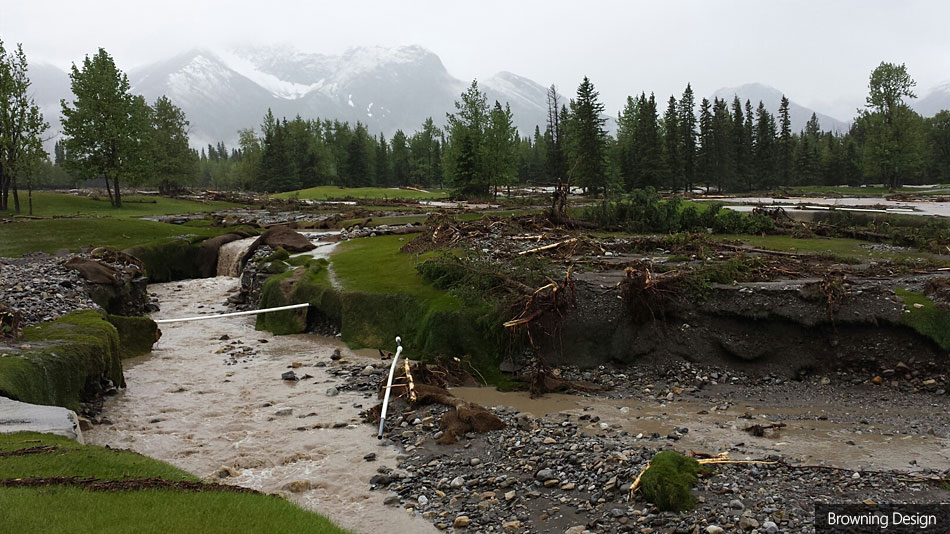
(718, 196), (950, 217)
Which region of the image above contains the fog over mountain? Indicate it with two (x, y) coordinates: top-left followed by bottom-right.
(913, 81), (950, 118)
(28, 45), (885, 150)
(125, 45), (552, 148)
(712, 83), (850, 134)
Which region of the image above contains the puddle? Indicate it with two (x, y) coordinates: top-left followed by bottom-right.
(450, 387), (950, 473)
(85, 277), (435, 534)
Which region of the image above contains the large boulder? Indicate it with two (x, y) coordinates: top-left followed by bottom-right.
(259, 226), (316, 253)
(63, 257), (122, 286)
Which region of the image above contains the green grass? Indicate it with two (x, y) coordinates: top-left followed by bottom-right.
(895, 289), (950, 350)
(720, 234), (950, 265)
(272, 186), (447, 201)
(0, 433), (347, 534)
(0, 433), (192, 480)
(0, 218), (225, 257)
(332, 234), (456, 305)
(0, 192), (239, 219)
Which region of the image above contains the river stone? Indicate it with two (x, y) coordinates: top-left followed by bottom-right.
(258, 226), (317, 253)
(536, 468), (555, 481)
(453, 516), (471, 528)
(705, 527), (724, 534)
(738, 517), (759, 530)
(0, 397), (83, 443)
(762, 520), (778, 534)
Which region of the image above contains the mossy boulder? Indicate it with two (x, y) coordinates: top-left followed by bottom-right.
(0, 311), (125, 411)
(125, 237), (205, 283)
(106, 315), (162, 359)
(256, 260), (341, 335)
(639, 450), (701, 512)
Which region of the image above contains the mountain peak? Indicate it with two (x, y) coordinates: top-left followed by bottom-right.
(711, 83), (848, 132)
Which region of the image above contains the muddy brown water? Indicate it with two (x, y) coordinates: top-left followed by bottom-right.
(450, 388), (950, 473)
(85, 277), (436, 534)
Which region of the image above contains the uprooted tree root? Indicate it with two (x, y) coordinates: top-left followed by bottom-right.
(365, 360), (506, 445)
(619, 262), (686, 323)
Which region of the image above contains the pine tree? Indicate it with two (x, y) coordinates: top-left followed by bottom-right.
(148, 96), (196, 194)
(375, 134), (391, 187)
(753, 101), (777, 189)
(445, 80), (490, 196)
(615, 95), (639, 190)
(391, 130), (410, 186)
(697, 98), (712, 190)
(567, 76), (608, 196)
(778, 95), (793, 184)
(545, 84), (568, 181)
(678, 84), (697, 193)
(663, 95), (681, 191)
(484, 102), (519, 196)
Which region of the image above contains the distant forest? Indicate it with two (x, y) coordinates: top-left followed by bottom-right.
(171, 62), (950, 196)
(5, 42), (950, 208)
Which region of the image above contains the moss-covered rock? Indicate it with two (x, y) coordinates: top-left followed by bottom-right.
(0, 311), (125, 411)
(106, 315), (162, 359)
(639, 450), (700, 512)
(125, 237), (205, 283)
(896, 289), (950, 350)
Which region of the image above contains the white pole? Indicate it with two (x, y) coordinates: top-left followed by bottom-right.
(153, 303), (310, 324)
(377, 336), (403, 439)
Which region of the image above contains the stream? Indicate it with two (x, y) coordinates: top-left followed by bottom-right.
(85, 277), (437, 534)
(84, 275), (949, 532)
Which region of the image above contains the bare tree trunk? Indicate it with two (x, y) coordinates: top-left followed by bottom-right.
(103, 174), (115, 206)
(28, 182), (32, 216)
(113, 176), (122, 208)
(12, 175), (20, 214)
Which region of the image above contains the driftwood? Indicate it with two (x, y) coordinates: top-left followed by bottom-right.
(518, 238), (579, 256)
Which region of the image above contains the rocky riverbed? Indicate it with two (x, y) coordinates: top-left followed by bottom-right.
(0, 254), (100, 326)
(331, 360), (950, 533)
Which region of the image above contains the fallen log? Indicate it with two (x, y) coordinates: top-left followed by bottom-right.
(518, 238), (579, 256)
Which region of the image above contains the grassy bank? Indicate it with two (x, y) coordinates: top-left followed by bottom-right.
(272, 186), (446, 201)
(255, 235), (509, 379)
(0, 192), (238, 218)
(0, 432), (347, 534)
(896, 289), (950, 350)
(0, 218), (227, 258)
(0, 311), (125, 411)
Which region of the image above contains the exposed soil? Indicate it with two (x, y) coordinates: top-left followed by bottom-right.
(0, 476), (266, 494)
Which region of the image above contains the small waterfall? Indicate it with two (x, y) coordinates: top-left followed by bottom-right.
(216, 237), (259, 277)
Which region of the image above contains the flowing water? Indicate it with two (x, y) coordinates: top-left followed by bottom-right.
(216, 237), (259, 277)
(85, 277), (436, 534)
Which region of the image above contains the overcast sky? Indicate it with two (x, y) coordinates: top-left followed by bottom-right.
(3, 0), (948, 120)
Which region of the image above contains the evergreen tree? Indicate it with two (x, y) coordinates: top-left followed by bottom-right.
(445, 80), (489, 196)
(696, 97), (712, 190)
(634, 93), (665, 189)
(711, 97), (735, 192)
(678, 84), (697, 193)
(777, 95), (793, 184)
(484, 102), (519, 196)
(376, 134), (392, 187)
(567, 76), (608, 196)
(753, 101), (777, 188)
(615, 95), (639, 190)
(390, 130), (410, 186)
(148, 95), (196, 194)
(663, 95), (681, 191)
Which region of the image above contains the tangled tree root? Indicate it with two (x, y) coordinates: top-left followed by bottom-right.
(365, 361), (506, 445)
(619, 262), (686, 323)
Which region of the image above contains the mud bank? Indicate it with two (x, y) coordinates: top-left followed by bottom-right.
(85, 277), (436, 534)
(545, 274), (950, 377)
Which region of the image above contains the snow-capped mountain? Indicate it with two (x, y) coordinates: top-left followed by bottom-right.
(712, 83), (849, 133)
(123, 45), (553, 148)
(913, 81), (950, 118)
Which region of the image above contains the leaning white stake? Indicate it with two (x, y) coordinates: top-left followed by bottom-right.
(377, 336), (403, 439)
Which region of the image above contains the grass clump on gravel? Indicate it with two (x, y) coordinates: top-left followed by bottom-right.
(639, 450), (701, 512)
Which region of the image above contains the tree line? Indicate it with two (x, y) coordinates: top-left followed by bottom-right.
(3, 41), (950, 211)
